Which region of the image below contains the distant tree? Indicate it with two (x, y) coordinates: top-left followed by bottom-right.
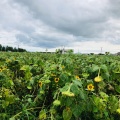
(13, 47), (17, 52)
(6, 46), (8, 51)
(117, 52), (120, 55)
(0, 44), (2, 51)
(0, 44), (27, 52)
(2, 46), (6, 51)
(98, 53), (104, 55)
(66, 49), (74, 54)
(105, 52), (110, 55)
(18, 48), (26, 52)
(6, 46), (13, 51)
(55, 49), (62, 54)
(89, 53), (94, 55)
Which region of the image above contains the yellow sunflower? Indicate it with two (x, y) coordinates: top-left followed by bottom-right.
(87, 84), (94, 91)
(94, 76), (102, 82)
(51, 73), (56, 76)
(66, 107), (71, 111)
(75, 75), (80, 80)
(38, 81), (42, 87)
(54, 78), (60, 83)
(62, 65), (65, 69)
(116, 108), (120, 114)
(0, 68), (2, 72)
(62, 91), (75, 97)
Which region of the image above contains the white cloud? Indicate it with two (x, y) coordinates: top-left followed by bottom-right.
(72, 41), (120, 53)
(0, 0), (120, 53)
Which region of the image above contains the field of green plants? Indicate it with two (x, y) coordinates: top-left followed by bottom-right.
(0, 52), (120, 120)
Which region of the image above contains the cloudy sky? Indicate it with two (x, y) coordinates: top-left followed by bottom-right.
(0, 0), (120, 53)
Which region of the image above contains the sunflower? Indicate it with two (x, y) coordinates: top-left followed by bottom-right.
(2, 66), (7, 70)
(116, 108), (120, 114)
(62, 65), (65, 69)
(87, 84), (94, 91)
(51, 73), (56, 76)
(62, 91), (75, 97)
(94, 76), (102, 82)
(38, 81), (42, 87)
(54, 78), (60, 83)
(66, 107), (71, 111)
(75, 75), (80, 80)
(0, 68), (2, 72)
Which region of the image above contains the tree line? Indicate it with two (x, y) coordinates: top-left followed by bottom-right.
(0, 44), (27, 52)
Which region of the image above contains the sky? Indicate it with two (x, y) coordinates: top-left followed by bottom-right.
(0, 0), (120, 53)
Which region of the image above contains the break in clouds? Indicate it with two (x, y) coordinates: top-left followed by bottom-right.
(0, 0), (120, 52)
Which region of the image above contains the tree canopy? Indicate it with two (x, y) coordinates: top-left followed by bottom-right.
(0, 44), (26, 52)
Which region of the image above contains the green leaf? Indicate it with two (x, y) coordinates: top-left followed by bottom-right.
(71, 84), (79, 95)
(20, 65), (30, 71)
(44, 80), (51, 84)
(104, 111), (109, 117)
(65, 97), (73, 106)
(33, 64), (38, 67)
(27, 98), (32, 102)
(103, 72), (110, 80)
(71, 104), (83, 118)
(0, 113), (7, 119)
(108, 95), (118, 113)
(99, 92), (108, 99)
(27, 85), (32, 90)
(5, 95), (15, 104)
(2, 101), (9, 108)
(79, 90), (85, 100)
(93, 107), (98, 113)
(92, 65), (99, 72)
(60, 84), (69, 92)
(82, 73), (89, 78)
(53, 100), (61, 106)
(73, 80), (82, 87)
(63, 108), (72, 120)
(9, 80), (14, 86)
(100, 64), (108, 72)
(39, 109), (46, 119)
(115, 85), (120, 93)
(9, 117), (15, 120)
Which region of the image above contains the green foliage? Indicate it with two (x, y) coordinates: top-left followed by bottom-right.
(0, 52), (120, 119)
(63, 107), (72, 120)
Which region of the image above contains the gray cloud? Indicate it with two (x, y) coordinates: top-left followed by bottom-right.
(16, 32), (74, 48)
(12, 0), (109, 37)
(108, 0), (120, 18)
(0, 0), (120, 52)
(11, 0), (120, 44)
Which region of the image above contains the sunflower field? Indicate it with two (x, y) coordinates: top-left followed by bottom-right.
(0, 52), (120, 120)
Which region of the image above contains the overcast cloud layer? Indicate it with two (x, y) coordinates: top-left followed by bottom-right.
(0, 0), (120, 53)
